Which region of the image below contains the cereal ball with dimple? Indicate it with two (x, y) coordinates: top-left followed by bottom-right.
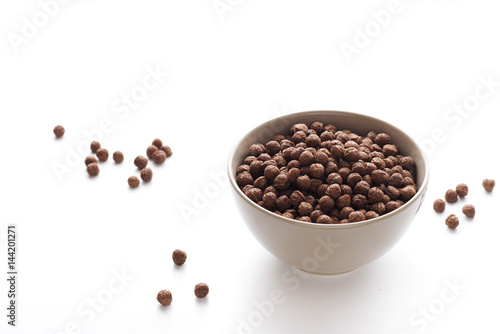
(253, 176), (268, 189)
(128, 176), (140, 188)
(400, 185), (416, 201)
(262, 192), (277, 208)
(298, 202), (313, 216)
(446, 214), (459, 229)
(444, 189), (458, 203)
(157, 290), (172, 306)
(147, 145), (158, 159)
(134, 155), (148, 169)
(113, 151), (124, 163)
(456, 183), (468, 197)
(274, 173), (290, 190)
(311, 121), (323, 133)
(264, 165), (280, 180)
(87, 163), (99, 176)
(482, 179), (495, 192)
(385, 201), (401, 212)
(326, 184), (342, 199)
(299, 150), (315, 166)
(319, 196), (335, 212)
(90, 141), (101, 153)
(257, 153), (271, 162)
(330, 145), (344, 159)
(382, 144), (398, 157)
(347, 173), (362, 188)
(348, 211), (366, 223)
(249, 144), (265, 157)
(292, 131), (307, 144)
(365, 211), (379, 220)
(462, 204), (475, 218)
(236, 172), (253, 187)
(85, 156), (97, 166)
(160, 145), (173, 157)
(172, 249), (187, 265)
(371, 170), (389, 184)
(433, 199), (445, 213)
(152, 138), (163, 149)
(317, 215), (333, 224)
(389, 173), (404, 188)
(326, 173), (343, 185)
(276, 195), (291, 212)
(368, 187), (384, 203)
(96, 148), (109, 162)
(249, 160), (264, 177)
(296, 175), (311, 191)
(354, 181), (370, 196)
(400, 156), (415, 170)
(309, 163), (325, 179)
(266, 141), (281, 155)
(375, 133), (391, 146)
(351, 162), (366, 175)
(290, 190), (306, 207)
(352, 194), (368, 209)
(314, 151), (329, 165)
(336, 194), (351, 209)
(245, 188), (263, 202)
(290, 123), (308, 134)
(53, 125), (65, 138)
(195, 283), (209, 298)
(140, 168), (153, 182)
(152, 150), (167, 164)
(370, 202), (386, 215)
(386, 186), (400, 200)
(344, 147), (359, 162)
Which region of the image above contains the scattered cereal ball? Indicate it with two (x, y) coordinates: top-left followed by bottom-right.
(444, 189), (458, 203)
(146, 145), (158, 159)
(140, 168), (153, 182)
(113, 151), (124, 163)
(157, 290), (172, 306)
(128, 176), (140, 188)
(90, 141), (101, 153)
(87, 162), (99, 176)
(456, 183), (468, 197)
(462, 204), (475, 218)
(152, 138), (163, 149)
(194, 283), (209, 298)
(152, 150), (167, 164)
(445, 214), (459, 229)
(53, 125), (65, 138)
(160, 145), (173, 157)
(482, 179), (495, 192)
(134, 155), (148, 169)
(433, 199), (446, 213)
(172, 249), (187, 265)
(96, 148), (109, 162)
(85, 156), (97, 166)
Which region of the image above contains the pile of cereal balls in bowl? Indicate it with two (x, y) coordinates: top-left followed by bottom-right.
(235, 122), (417, 224)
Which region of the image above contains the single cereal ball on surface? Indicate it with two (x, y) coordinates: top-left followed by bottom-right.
(96, 148), (109, 162)
(462, 204), (475, 218)
(113, 151), (124, 163)
(53, 125), (65, 138)
(128, 176), (140, 188)
(172, 249), (187, 265)
(146, 145), (158, 159)
(90, 141), (101, 153)
(87, 163), (99, 176)
(134, 155), (148, 169)
(444, 189), (458, 203)
(157, 290), (172, 306)
(456, 183), (468, 197)
(433, 199), (445, 213)
(483, 179), (495, 192)
(85, 156), (97, 166)
(140, 168), (153, 182)
(446, 214), (459, 229)
(160, 145), (173, 157)
(152, 138), (163, 149)
(152, 150), (167, 164)
(195, 283), (209, 298)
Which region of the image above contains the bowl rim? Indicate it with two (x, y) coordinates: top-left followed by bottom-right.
(227, 110), (430, 230)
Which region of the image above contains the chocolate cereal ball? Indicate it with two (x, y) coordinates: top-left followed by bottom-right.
(134, 155), (148, 169)
(444, 189), (458, 203)
(113, 151), (124, 163)
(462, 204), (475, 218)
(172, 249), (187, 265)
(128, 176), (140, 188)
(140, 168), (153, 182)
(433, 199), (446, 213)
(152, 150), (167, 164)
(194, 283), (209, 298)
(85, 156), (97, 166)
(146, 145), (158, 159)
(152, 138), (163, 149)
(446, 214), (459, 229)
(157, 290), (172, 306)
(456, 183), (468, 197)
(90, 141), (101, 153)
(96, 148), (109, 162)
(53, 125), (65, 138)
(483, 179), (495, 192)
(87, 162), (99, 176)
(160, 145), (173, 157)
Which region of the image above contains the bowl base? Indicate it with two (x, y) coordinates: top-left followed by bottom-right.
(294, 266), (356, 276)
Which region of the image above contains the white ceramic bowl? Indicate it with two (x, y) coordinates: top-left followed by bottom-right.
(228, 110), (429, 275)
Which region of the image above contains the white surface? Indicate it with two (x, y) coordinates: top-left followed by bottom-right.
(0, 1), (499, 333)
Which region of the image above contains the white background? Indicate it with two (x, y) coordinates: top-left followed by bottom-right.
(1, 1), (500, 333)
